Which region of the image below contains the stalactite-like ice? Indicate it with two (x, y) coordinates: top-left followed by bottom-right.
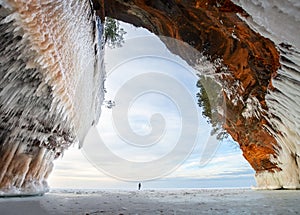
(0, 0), (105, 195)
(233, 0), (300, 189)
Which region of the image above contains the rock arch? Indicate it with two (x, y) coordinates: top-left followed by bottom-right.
(2, 0), (299, 194)
(101, 0), (281, 179)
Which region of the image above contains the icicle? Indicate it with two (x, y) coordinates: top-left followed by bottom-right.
(233, 0), (300, 189)
(0, 0), (105, 195)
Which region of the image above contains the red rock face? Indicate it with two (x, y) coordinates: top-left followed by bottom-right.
(102, 0), (281, 173)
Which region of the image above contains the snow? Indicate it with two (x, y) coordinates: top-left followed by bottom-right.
(242, 97), (262, 119)
(1, 189), (300, 214)
(232, 0), (300, 49)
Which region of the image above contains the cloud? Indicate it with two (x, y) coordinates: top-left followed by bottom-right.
(49, 21), (255, 189)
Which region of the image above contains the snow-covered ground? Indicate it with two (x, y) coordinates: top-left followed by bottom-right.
(0, 189), (299, 214)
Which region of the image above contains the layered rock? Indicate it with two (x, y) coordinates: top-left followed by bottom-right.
(103, 0), (300, 188)
(230, 0), (300, 189)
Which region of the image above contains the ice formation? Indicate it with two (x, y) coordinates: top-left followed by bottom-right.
(233, 0), (300, 189)
(0, 0), (105, 195)
(0, 0), (299, 194)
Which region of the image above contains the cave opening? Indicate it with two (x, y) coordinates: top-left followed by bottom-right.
(2, 0), (298, 194)
(49, 20), (255, 189)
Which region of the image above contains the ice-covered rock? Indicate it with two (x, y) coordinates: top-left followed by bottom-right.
(0, 0), (105, 195)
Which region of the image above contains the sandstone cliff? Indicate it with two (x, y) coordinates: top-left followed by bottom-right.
(102, 0), (281, 178)
(1, 0), (299, 194)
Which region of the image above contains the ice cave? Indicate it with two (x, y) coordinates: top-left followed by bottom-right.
(0, 0), (299, 195)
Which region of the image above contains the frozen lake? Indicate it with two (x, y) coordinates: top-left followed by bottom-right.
(0, 188), (299, 214)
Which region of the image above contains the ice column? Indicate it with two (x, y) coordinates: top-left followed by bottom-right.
(0, 0), (105, 195)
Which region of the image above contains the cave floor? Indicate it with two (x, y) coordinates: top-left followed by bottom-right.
(0, 188), (299, 214)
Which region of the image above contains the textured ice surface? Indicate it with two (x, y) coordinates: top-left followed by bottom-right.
(233, 0), (300, 49)
(233, 0), (300, 189)
(1, 189), (300, 214)
(0, 0), (299, 193)
(261, 44), (300, 189)
(0, 0), (105, 194)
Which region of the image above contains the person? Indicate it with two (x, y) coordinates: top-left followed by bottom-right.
(138, 182), (141, 190)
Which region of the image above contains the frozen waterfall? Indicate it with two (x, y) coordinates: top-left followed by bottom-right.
(0, 0), (105, 195)
(233, 0), (300, 189)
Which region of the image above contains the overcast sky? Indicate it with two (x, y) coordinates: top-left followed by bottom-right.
(48, 22), (255, 190)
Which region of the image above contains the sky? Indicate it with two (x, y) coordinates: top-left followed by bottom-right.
(48, 22), (255, 190)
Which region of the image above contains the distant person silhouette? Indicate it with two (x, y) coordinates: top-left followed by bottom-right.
(138, 182), (141, 190)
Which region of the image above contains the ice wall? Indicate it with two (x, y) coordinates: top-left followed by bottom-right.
(0, 0), (105, 195)
(233, 0), (300, 189)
